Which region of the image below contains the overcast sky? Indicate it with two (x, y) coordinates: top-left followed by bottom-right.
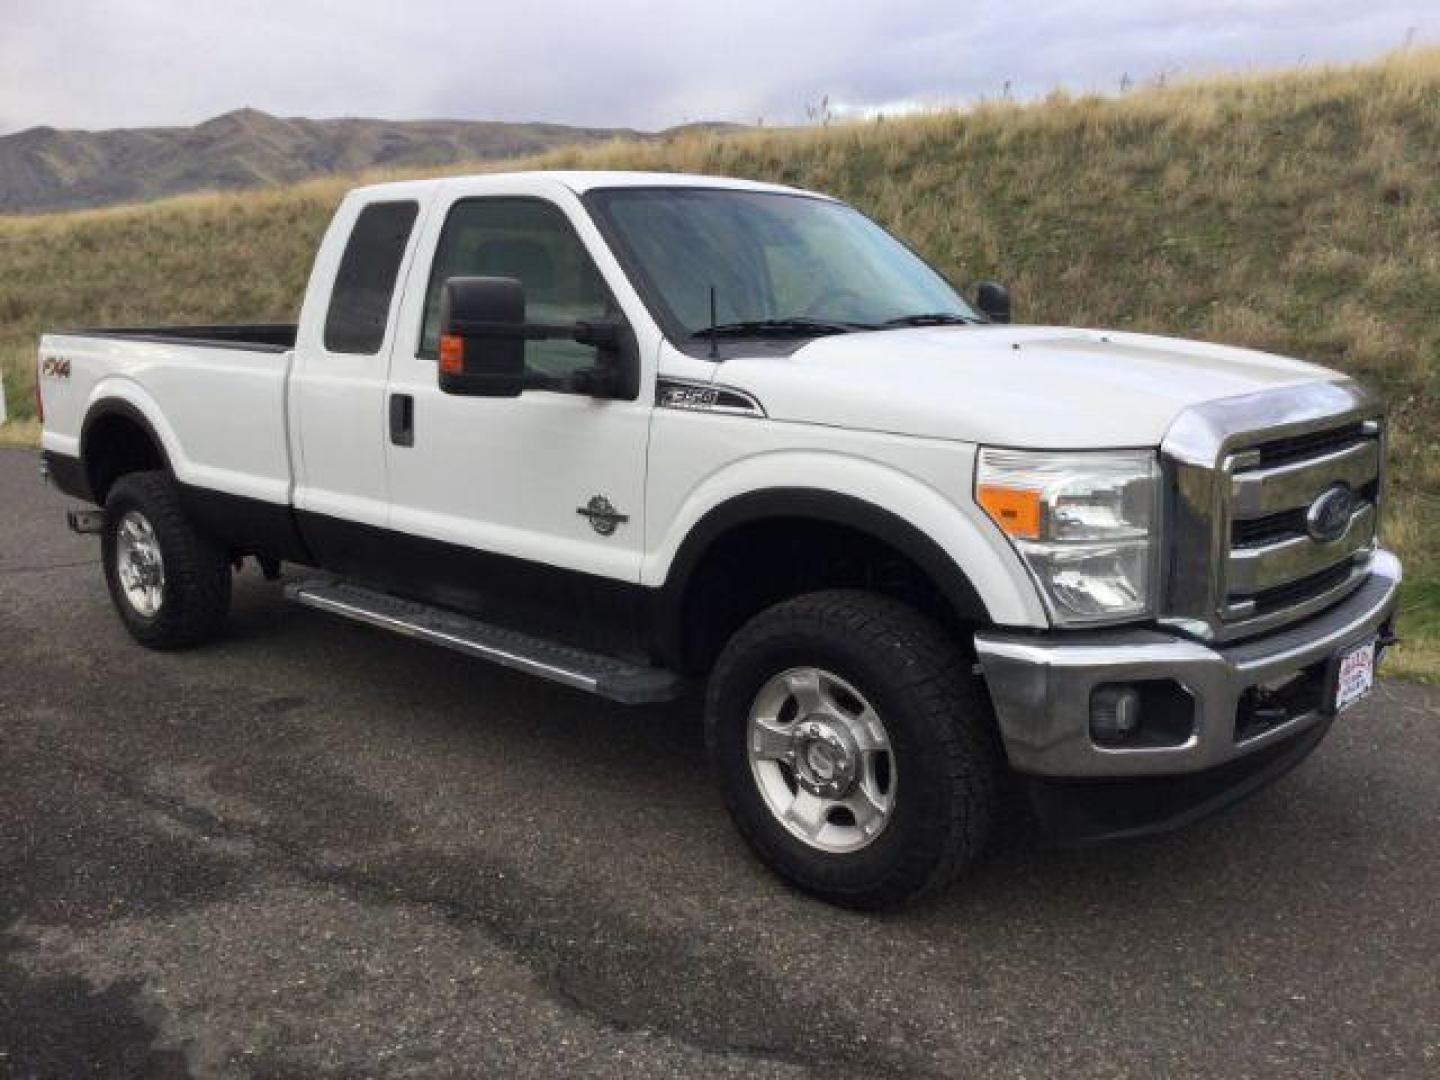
(1, 0), (1435, 135)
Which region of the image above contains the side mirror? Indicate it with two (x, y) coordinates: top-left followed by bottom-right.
(438, 277), (527, 398)
(437, 276), (640, 400)
(975, 281), (1011, 324)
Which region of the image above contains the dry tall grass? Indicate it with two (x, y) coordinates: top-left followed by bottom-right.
(1, 49), (1436, 675)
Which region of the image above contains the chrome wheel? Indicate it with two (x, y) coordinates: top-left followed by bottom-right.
(115, 510), (165, 617)
(747, 667), (896, 854)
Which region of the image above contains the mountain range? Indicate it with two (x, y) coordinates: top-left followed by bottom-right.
(0, 109), (730, 214)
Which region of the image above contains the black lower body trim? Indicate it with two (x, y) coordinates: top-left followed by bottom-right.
(1024, 714), (1336, 845)
(178, 484), (314, 565)
(42, 456), (653, 663)
(42, 450), (94, 503)
(294, 509), (650, 662)
(42, 451), (314, 566)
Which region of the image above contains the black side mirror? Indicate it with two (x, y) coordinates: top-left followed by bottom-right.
(438, 277), (528, 398)
(975, 281), (1011, 324)
(438, 275), (640, 400)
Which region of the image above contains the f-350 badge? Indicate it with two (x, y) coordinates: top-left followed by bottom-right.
(577, 495), (629, 536)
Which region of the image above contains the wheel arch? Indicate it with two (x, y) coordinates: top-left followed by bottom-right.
(79, 394), (174, 504)
(650, 488), (1002, 674)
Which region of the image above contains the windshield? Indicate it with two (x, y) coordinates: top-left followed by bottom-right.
(584, 188), (977, 339)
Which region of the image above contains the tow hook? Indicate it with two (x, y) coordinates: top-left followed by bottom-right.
(66, 509), (104, 535)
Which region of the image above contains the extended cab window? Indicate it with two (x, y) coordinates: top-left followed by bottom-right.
(419, 198), (612, 380)
(323, 200), (419, 355)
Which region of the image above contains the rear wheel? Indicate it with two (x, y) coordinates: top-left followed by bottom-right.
(101, 471), (231, 649)
(706, 589), (1001, 909)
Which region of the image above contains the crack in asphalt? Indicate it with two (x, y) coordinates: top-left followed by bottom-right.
(28, 740), (931, 1079)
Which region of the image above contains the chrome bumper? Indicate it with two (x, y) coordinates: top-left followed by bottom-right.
(975, 549), (1401, 778)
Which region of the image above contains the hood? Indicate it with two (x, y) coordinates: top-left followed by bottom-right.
(716, 326), (1338, 448)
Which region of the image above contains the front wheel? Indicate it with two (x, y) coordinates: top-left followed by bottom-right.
(706, 590), (1001, 909)
(101, 471), (231, 649)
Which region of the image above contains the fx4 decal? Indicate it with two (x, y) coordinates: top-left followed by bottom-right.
(41, 355), (72, 379)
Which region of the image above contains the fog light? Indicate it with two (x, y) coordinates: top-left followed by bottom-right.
(1091, 685), (1142, 745)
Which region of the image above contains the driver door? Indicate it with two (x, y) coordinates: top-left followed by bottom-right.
(381, 191), (654, 648)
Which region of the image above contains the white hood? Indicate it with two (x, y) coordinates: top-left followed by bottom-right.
(718, 326), (1338, 448)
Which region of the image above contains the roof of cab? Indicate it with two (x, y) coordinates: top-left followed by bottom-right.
(348, 169), (824, 200)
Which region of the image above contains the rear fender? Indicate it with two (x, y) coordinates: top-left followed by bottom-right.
(81, 378), (186, 482)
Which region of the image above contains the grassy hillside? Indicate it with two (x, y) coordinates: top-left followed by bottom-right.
(1, 50), (1436, 676)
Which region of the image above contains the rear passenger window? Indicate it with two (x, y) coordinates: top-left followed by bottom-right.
(323, 201), (419, 354)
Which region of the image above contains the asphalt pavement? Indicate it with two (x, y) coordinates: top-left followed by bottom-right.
(1, 448), (1436, 1078)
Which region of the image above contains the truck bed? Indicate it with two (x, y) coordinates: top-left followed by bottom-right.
(39, 325), (297, 509)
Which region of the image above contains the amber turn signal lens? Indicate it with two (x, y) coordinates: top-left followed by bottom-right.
(977, 484), (1042, 539)
(439, 334), (465, 375)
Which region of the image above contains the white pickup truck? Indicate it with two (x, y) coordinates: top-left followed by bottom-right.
(38, 171), (1401, 908)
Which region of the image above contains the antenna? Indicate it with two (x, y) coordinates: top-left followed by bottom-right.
(708, 284), (719, 360)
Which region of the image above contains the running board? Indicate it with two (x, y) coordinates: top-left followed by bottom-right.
(285, 578), (684, 705)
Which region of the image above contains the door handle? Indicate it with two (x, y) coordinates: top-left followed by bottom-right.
(389, 393), (414, 447)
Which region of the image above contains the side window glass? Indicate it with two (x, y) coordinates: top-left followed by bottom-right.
(324, 201), (419, 354)
(420, 198), (612, 380)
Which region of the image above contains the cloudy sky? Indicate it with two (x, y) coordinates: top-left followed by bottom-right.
(0, 0), (1434, 135)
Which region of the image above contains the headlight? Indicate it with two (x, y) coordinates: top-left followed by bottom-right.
(975, 447), (1159, 625)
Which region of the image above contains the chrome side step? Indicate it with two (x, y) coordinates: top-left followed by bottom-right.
(285, 578), (684, 705)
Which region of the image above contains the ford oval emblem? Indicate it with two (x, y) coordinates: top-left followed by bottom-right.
(1306, 484), (1355, 544)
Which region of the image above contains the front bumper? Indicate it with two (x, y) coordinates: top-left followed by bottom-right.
(974, 549), (1401, 781)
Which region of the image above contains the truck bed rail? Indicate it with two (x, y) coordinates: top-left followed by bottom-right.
(56, 324), (298, 353)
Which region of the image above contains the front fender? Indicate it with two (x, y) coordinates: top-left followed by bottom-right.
(642, 449), (1047, 629)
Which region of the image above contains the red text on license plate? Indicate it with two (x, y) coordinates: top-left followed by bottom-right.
(1335, 641), (1376, 713)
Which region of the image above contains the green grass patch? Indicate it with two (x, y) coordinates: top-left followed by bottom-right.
(0, 418), (40, 449)
(1391, 576), (1440, 684)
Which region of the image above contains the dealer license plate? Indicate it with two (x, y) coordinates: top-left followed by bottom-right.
(1334, 640), (1376, 713)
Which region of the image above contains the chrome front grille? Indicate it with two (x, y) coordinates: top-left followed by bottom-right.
(1247, 421), (1370, 467)
(1160, 380), (1383, 642)
(1221, 428), (1379, 621)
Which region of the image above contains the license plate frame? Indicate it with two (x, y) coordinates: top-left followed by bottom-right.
(1330, 637), (1377, 714)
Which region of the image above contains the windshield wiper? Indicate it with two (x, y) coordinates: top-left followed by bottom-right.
(881, 312), (979, 327)
(690, 317), (862, 340)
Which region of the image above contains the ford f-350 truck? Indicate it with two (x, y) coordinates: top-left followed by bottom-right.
(38, 171), (1401, 908)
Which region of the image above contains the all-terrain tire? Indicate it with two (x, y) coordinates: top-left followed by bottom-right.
(101, 470), (231, 649)
(706, 589), (1001, 910)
